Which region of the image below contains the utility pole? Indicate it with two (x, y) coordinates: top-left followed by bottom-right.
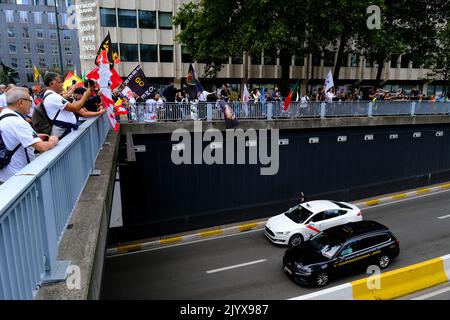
(54, 0), (65, 75)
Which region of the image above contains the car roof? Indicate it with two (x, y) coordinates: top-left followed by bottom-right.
(324, 221), (389, 241)
(300, 200), (340, 214)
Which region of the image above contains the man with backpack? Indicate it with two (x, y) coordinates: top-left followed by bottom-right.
(33, 72), (91, 139)
(0, 87), (59, 185)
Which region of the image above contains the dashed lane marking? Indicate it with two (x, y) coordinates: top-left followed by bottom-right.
(206, 259), (267, 274)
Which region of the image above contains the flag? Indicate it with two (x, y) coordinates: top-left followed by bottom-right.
(101, 94), (120, 132)
(33, 65), (40, 81)
(63, 70), (82, 91)
(243, 84), (250, 117)
(123, 65), (154, 100)
(95, 32), (114, 69)
(86, 65), (122, 90)
(324, 70), (334, 93)
(284, 82), (299, 111)
(112, 51), (121, 65)
(186, 63), (203, 100)
(219, 100), (239, 129)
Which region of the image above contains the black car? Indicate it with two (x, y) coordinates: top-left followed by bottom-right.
(282, 220), (400, 286)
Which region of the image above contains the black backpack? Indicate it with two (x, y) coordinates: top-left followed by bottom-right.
(0, 114), (24, 169)
(32, 92), (60, 136)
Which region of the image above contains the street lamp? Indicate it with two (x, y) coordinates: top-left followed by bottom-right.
(53, 0), (65, 75)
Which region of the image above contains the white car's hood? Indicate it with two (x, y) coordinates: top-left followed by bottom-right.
(266, 213), (300, 232)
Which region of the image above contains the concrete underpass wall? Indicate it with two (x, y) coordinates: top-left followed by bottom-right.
(110, 117), (450, 243)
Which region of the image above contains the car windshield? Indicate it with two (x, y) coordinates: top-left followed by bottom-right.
(284, 205), (313, 224)
(309, 233), (343, 259)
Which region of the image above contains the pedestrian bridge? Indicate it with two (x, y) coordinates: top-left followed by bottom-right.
(1, 101), (450, 299)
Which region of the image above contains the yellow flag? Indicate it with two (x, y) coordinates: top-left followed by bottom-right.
(63, 71), (83, 91)
(33, 65), (40, 81)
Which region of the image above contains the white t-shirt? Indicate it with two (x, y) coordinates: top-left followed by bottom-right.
(0, 109), (41, 182)
(325, 91), (335, 103)
(0, 94), (7, 108)
(43, 89), (76, 124)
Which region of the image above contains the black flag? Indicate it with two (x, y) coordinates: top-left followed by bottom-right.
(123, 65), (154, 100)
(95, 32), (114, 69)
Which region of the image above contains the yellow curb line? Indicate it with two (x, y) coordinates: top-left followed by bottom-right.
(200, 229), (224, 238)
(365, 199), (380, 206)
(116, 244), (142, 253)
(416, 188), (431, 194)
(160, 236), (183, 244)
(439, 183), (450, 189)
(391, 193), (407, 200)
(238, 223), (259, 232)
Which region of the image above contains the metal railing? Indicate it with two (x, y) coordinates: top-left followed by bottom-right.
(0, 114), (110, 299)
(129, 101), (450, 122)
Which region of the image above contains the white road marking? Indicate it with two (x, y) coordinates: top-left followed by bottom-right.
(437, 214), (450, 220)
(206, 259), (267, 274)
(411, 285), (450, 300)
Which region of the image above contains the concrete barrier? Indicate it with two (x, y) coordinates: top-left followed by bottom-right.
(290, 254), (450, 300)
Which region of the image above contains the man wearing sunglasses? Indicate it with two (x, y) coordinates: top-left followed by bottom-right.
(0, 87), (59, 184)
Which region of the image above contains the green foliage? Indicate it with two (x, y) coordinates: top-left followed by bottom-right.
(0, 70), (9, 84)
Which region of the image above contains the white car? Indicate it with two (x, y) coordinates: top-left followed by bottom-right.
(265, 200), (363, 246)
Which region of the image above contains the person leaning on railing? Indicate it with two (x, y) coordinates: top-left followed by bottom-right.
(0, 87), (59, 185)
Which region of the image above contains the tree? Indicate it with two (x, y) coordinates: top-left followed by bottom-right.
(0, 70), (9, 84)
(429, 22), (450, 94)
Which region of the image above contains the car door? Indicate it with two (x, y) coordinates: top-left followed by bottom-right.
(305, 212), (326, 238)
(319, 209), (343, 230)
(333, 240), (361, 276)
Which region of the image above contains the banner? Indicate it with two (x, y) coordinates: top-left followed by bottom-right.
(123, 65), (154, 100)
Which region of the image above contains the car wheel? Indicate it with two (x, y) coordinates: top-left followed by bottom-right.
(315, 272), (329, 287)
(289, 234), (303, 247)
(378, 255), (390, 269)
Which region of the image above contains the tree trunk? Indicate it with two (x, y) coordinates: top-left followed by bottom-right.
(333, 34), (347, 88)
(375, 58), (384, 89)
(241, 52), (249, 97)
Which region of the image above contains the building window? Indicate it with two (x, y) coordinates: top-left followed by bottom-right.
(50, 30), (57, 40)
(36, 29), (44, 39)
(7, 28), (15, 38)
(64, 46), (72, 55)
(158, 12), (172, 29)
(48, 12), (56, 25)
(24, 59), (32, 69)
(51, 45), (59, 55)
(264, 51), (277, 65)
(324, 51), (335, 67)
(351, 53), (359, 67)
(140, 44), (157, 62)
(159, 45), (173, 62)
(23, 43), (31, 54)
(52, 59), (58, 69)
(34, 12), (42, 25)
(400, 55), (410, 69)
(5, 10), (14, 23)
(251, 53), (262, 65)
(231, 52), (242, 64)
(120, 44), (139, 62)
(20, 11), (28, 23)
(37, 43), (45, 54)
(39, 58), (46, 68)
(63, 30), (71, 40)
(365, 58), (374, 68)
(118, 9), (137, 28)
(9, 44), (17, 54)
(312, 53), (321, 66)
(22, 27), (29, 39)
(27, 73), (34, 83)
(67, 59), (73, 69)
(294, 55), (305, 66)
(11, 58), (18, 69)
(139, 10), (156, 29)
(100, 8), (116, 27)
(60, 13), (67, 26)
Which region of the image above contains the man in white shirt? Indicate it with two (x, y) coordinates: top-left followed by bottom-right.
(145, 94), (157, 122)
(0, 84), (7, 111)
(0, 87), (59, 184)
(42, 72), (91, 139)
(325, 87), (336, 103)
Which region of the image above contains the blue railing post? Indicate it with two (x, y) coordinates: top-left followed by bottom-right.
(368, 102), (373, 117)
(411, 101), (416, 116)
(207, 103), (212, 122)
(320, 103), (326, 119)
(38, 172), (71, 284)
(267, 103), (273, 120)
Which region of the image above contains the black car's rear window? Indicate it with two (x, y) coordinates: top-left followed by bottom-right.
(330, 201), (352, 210)
(285, 205), (313, 224)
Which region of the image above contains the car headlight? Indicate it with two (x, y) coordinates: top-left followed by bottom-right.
(275, 231), (290, 235)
